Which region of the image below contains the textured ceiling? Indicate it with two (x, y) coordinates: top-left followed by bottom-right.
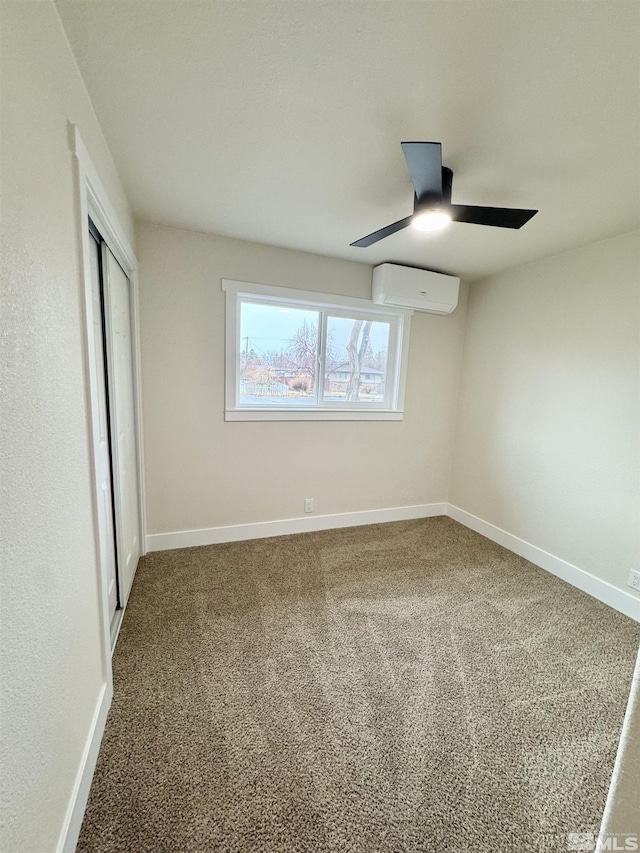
(56, 0), (640, 281)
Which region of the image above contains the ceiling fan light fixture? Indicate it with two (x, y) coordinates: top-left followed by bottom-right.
(411, 209), (451, 233)
(349, 143), (538, 248)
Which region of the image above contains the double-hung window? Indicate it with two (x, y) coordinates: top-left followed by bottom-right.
(223, 280), (411, 421)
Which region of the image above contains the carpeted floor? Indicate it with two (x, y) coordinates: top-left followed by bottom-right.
(78, 517), (640, 853)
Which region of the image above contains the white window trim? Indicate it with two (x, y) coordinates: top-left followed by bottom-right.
(222, 280), (412, 421)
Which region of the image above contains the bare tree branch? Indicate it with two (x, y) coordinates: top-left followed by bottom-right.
(345, 320), (372, 401)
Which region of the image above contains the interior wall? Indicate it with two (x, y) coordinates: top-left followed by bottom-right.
(449, 231), (640, 600)
(136, 221), (468, 536)
(0, 2), (134, 850)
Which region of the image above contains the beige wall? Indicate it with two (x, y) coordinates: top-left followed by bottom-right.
(137, 222), (468, 535)
(0, 2), (134, 850)
(449, 231), (640, 599)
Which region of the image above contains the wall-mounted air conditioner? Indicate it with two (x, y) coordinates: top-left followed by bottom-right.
(372, 263), (460, 315)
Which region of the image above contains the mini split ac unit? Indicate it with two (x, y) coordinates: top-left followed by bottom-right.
(371, 263), (460, 315)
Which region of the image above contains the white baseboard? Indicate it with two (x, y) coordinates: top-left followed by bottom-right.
(146, 501), (638, 621)
(56, 682), (111, 853)
(146, 503), (448, 552)
(446, 504), (640, 622)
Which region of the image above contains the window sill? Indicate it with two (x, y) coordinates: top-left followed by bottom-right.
(225, 409), (404, 422)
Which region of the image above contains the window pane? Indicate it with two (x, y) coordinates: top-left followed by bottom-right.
(239, 301), (319, 405)
(323, 316), (390, 403)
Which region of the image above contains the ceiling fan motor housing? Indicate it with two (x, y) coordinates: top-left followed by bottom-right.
(414, 167), (453, 212)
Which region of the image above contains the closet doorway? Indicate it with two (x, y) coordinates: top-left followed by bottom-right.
(88, 218), (142, 635)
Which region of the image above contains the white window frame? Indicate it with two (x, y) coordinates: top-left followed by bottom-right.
(222, 280), (412, 421)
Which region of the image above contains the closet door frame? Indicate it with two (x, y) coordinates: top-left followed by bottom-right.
(72, 125), (147, 668)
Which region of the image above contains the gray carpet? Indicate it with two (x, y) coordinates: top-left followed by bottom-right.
(78, 517), (640, 852)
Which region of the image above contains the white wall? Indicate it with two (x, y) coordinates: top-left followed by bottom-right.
(449, 231), (640, 600)
(137, 222), (468, 536)
(0, 2), (134, 850)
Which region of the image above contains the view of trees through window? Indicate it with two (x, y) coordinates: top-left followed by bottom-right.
(239, 301), (390, 405)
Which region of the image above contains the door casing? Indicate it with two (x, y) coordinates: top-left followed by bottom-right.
(72, 124), (146, 665)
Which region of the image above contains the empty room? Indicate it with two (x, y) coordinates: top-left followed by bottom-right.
(2, 1), (640, 851)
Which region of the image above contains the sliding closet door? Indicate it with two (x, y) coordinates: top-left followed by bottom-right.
(102, 245), (141, 604)
(89, 235), (120, 619)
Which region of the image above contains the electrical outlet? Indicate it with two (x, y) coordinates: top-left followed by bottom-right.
(304, 498), (314, 513)
(628, 570), (640, 592)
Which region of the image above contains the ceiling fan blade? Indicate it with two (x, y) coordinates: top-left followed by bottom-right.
(450, 204), (538, 229)
(350, 216), (413, 247)
(401, 142), (443, 205)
